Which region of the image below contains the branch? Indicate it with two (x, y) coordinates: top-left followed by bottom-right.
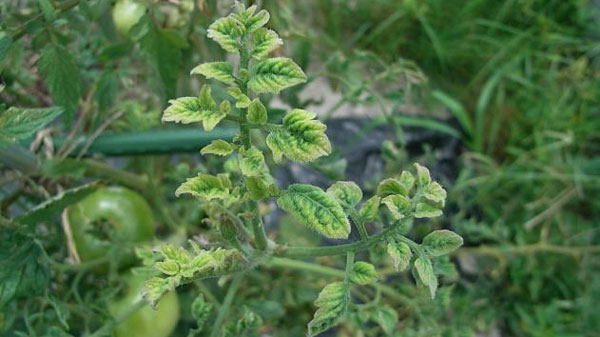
(208, 273), (245, 337)
(274, 222), (405, 258)
(10, 0), (81, 41)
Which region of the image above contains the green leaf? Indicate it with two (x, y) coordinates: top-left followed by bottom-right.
(245, 9), (270, 32)
(201, 140), (237, 156)
(0, 31), (13, 63)
(145, 247), (247, 306)
(95, 70), (119, 114)
(382, 195), (410, 220)
(191, 294), (213, 332)
(350, 261), (378, 285)
(414, 256), (437, 299)
(376, 178), (408, 197)
(207, 16), (244, 53)
(246, 177), (269, 201)
(175, 173), (231, 200)
(38, 44), (81, 124)
(277, 184), (350, 239)
(308, 282), (349, 337)
(372, 306), (398, 336)
(190, 62), (235, 84)
(240, 147), (266, 177)
(359, 196), (381, 223)
(327, 181), (362, 208)
(414, 163), (431, 188)
(228, 87), (252, 108)
(424, 182), (446, 204)
(155, 260), (179, 276)
(399, 170), (416, 192)
(162, 85), (226, 131)
(266, 109), (331, 163)
(0, 229), (49, 310)
(139, 21), (183, 99)
(422, 230), (463, 257)
(251, 28), (282, 60)
(248, 57), (307, 94)
(0, 107), (63, 141)
(414, 202), (442, 218)
(38, 0), (56, 21)
(143, 277), (178, 307)
(14, 181), (103, 226)
(247, 99), (267, 125)
(387, 241), (412, 271)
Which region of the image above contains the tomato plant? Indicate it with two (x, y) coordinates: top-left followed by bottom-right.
(67, 186), (154, 268)
(3, 0), (599, 336)
(110, 273), (180, 337)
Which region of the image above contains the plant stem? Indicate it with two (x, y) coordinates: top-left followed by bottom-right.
(345, 251), (355, 283)
(456, 243), (600, 258)
(249, 201), (268, 250)
(212, 202), (255, 246)
(209, 273), (244, 337)
(10, 0), (81, 41)
(236, 37), (270, 251)
(349, 209), (369, 241)
(81, 159), (149, 194)
(275, 224), (403, 258)
(266, 257), (413, 306)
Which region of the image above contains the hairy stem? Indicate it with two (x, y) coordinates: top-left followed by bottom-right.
(249, 201), (268, 250)
(349, 209), (369, 241)
(11, 0), (81, 41)
(275, 222), (408, 258)
(81, 159), (149, 194)
(266, 257), (413, 306)
(209, 273), (245, 337)
(345, 251), (355, 283)
(236, 37), (270, 251)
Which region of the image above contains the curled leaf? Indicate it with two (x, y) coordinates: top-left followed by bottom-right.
(350, 261), (378, 285)
(162, 85), (226, 131)
(414, 202), (442, 218)
(266, 109), (331, 163)
(382, 194), (410, 220)
(252, 28), (282, 60)
(247, 99), (267, 125)
(327, 181), (362, 209)
(376, 178), (408, 197)
(422, 230), (463, 257)
(387, 241), (412, 271)
(308, 282), (349, 337)
(207, 16), (244, 53)
(175, 173), (232, 201)
(228, 87), (252, 108)
(190, 62), (235, 84)
(248, 57), (306, 94)
(414, 163), (431, 188)
(424, 181), (447, 205)
(359, 196), (381, 223)
(201, 140), (237, 156)
(239, 147), (266, 177)
(414, 256), (438, 299)
(277, 184), (350, 239)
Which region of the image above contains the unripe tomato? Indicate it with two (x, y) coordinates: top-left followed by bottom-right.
(67, 186), (154, 270)
(110, 273), (180, 337)
(112, 0), (146, 36)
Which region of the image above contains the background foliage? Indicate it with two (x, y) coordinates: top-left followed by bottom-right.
(1, 0), (599, 336)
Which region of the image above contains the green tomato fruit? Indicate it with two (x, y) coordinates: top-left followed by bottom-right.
(110, 273), (180, 337)
(67, 186), (154, 270)
(112, 0), (146, 36)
